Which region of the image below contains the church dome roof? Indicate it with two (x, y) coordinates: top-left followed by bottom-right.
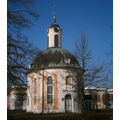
(30, 48), (80, 70)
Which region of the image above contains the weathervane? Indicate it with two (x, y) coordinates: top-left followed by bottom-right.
(52, 5), (56, 23)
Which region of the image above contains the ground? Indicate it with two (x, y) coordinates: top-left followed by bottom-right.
(7, 110), (113, 120)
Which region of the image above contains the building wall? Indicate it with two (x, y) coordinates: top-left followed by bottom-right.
(84, 87), (113, 111)
(96, 91), (106, 109)
(10, 93), (16, 110)
(47, 28), (61, 48)
(27, 68), (81, 113)
(107, 89), (113, 109)
(7, 95), (10, 109)
(10, 87), (27, 110)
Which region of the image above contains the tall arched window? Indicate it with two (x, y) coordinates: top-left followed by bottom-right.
(33, 78), (37, 105)
(47, 76), (53, 105)
(66, 76), (72, 85)
(54, 35), (58, 47)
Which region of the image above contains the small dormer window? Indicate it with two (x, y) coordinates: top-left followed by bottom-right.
(54, 35), (58, 47)
(66, 76), (72, 85)
(64, 58), (71, 64)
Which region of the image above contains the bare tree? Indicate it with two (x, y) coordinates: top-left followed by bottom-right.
(91, 91), (98, 110)
(7, 0), (40, 90)
(102, 92), (110, 110)
(74, 31), (105, 120)
(105, 44), (113, 88)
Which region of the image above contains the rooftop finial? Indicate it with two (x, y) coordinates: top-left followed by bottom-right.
(53, 5), (56, 23)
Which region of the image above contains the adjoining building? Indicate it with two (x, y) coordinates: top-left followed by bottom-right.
(9, 86), (27, 110)
(107, 89), (113, 109)
(26, 16), (82, 113)
(84, 87), (113, 112)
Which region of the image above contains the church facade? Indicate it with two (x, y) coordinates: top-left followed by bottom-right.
(26, 17), (82, 113)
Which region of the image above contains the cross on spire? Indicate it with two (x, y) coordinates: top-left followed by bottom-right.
(53, 5), (56, 23)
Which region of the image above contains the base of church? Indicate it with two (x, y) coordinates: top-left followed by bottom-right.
(26, 109), (81, 114)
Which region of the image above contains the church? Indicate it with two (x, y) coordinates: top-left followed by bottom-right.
(26, 15), (82, 113)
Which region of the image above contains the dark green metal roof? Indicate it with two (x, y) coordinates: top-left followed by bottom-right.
(30, 48), (80, 70)
(50, 23), (61, 30)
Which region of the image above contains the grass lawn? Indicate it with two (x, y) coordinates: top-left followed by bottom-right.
(7, 110), (113, 120)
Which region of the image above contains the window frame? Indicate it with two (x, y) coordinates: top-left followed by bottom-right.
(46, 76), (54, 107)
(33, 78), (37, 106)
(66, 76), (72, 85)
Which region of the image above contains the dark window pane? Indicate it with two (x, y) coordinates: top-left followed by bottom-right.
(47, 76), (53, 84)
(54, 35), (58, 47)
(47, 95), (53, 104)
(47, 95), (51, 104)
(33, 78), (37, 105)
(34, 96), (37, 105)
(47, 86), (52, 94)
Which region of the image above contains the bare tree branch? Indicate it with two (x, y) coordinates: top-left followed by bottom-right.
(7, 0), (40, 90)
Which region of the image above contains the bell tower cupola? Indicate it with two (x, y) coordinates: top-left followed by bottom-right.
(47, 6), (62, 48)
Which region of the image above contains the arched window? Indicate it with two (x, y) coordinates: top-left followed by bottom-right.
(33, 78), (37, 105)
(66, 76), (72, 85)
(54, 35), (58, 47)
(47, 76), (53, 105)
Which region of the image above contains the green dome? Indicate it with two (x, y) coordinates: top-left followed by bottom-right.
(30, 48), (80, 70)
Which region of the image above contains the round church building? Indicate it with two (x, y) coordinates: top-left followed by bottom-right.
(26, 17), (82, 113)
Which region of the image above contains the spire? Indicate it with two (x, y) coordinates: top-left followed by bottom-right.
(48, 5), (62, 48)
(53, 5), (56, 23)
